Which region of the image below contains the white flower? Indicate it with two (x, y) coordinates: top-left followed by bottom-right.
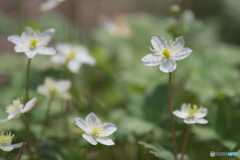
(173, 104), (208, 124)
(141, 36), (192, 73)
(40, 0), (65, 11)
(75, 113), (117, 146)
(51, 43), (96, 73)
(8, 26), (56, 59)
(0, 98), (37, 122)
(0, 131), (24, 152)
(37, 77), (71, 99)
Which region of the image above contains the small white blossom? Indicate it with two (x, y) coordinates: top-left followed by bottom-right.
(75, 113), (117, 146)
(37, 77), (71, 99)
(0, 98), (37, 122)
(141, 36), (192, 73)
(51, 43), (96, 73)
(173, 104), (208, 124)
(40, 0), (65, 11)
(0, 131), (24, 152)
(8, 26), (56, 59)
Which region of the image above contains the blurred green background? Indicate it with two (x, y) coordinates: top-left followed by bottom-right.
(0, 0), (240, 159)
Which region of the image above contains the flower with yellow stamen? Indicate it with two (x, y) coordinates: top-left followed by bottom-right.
(75, 112), (117, 146)
(173, 104), (208, 124)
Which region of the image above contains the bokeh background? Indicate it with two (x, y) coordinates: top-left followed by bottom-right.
(0, 0), (240, 159)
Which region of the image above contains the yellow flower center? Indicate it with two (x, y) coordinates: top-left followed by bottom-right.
(65, 50), (76, 63)
(92, 128), (100, 136)
(29, 39), (38, 49)
(49, 87), (58, 96)
(162, 49), (170, 58)
(6, 99), (24, 114)
(0, 132), (14, 145)
(188, 105), (198, 118)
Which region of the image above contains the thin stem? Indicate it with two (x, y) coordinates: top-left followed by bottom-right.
(168, 72), (178, 160)
(81, 143), (90, 160)
(39, 98), (53, 142)
(25, 58), (31, 102)
(180, 125), (190, 160)
(17, 58), (32, 160)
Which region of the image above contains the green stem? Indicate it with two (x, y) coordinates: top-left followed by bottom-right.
(168, 72), (178, 160)
(39, 98), (53, 142)
(81, 143), (90, 160)
(17, 58), (32, 160)
(180, 125), (190, 160)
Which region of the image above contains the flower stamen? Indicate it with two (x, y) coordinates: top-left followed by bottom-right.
(29, 39), (38, 49)
(162, 49), (170, 58)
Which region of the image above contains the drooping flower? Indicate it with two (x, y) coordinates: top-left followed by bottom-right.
(141, 36), (192, 73)
(75, 113), (117, 146)
(40, 0), (66, 11)
(0, 131), (24, 151)
(8, 26), (56, 59)
(173, 104), (208, 124)
(51, 43), (96, 73)
(37, 77), (71, 99)
(0, 98), (37, 122)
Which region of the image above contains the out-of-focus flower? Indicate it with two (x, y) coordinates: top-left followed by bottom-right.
(8, 27), (56, 59)
(100, 14), (133, 38)
(0, 98), (37, 122)
(40, 0), (66, 11)
(75, 113), (117, 146)
(141, 36), (192, 73)
(51, 43), (96, 73)
(173, 104), (208, 124)
(37, 77), (71, 99)
(0, 131), (23, 152)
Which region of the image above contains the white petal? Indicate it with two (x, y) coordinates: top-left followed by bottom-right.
(75, 118), (90, 134)
(173, 36), (185, 49)
(37, 47), (56, 55)
(196, 118), (208, 124)
(141, 53), (162, 66)
(173, 110), (188, 119)
(37, 85), (48, 96)
(181, 103), (189, 112)
(8, 35), (22, 46)
(68, 60), (80, 73)
(195, 108), (208, 119)
(9, 142), (24, 149)
(56, 43), (71, 55)
(51, 55), (65, 64)
(159, 59), (177, 73)
(173, 48), (192, 61)
(82, 134), (97, 145)
(40, 1), (59, 11)
(95, 137), (115, 146)
(25, 50), (38, 59)
(38, 28), (55, 45)
(101, 123), (117, 137)
(56, 80), (71, 93)
(14, 46), (27, 53)
(151, 36), (166, 53)
(21, 27), (37, 39)
(0, 146), (14, 152)
(184, 119), (197, 124)
(22, 97), (37, 113)
(85, 113), (101, 128)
